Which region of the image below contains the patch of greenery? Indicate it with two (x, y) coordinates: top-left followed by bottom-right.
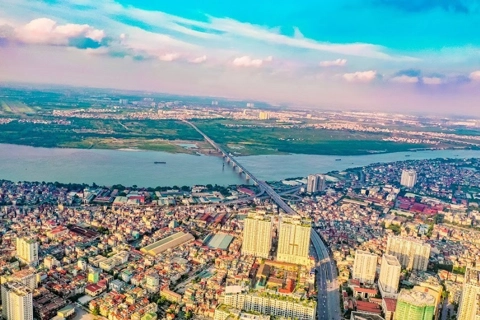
(0, 119), (203, 152)
(192, 119), (428, 156)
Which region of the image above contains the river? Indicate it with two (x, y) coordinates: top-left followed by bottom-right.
(1, 144), (480, 187)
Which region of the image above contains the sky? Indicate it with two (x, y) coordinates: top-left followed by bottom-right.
(0, 0), (480, 114)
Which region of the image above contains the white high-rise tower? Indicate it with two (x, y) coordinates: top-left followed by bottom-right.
(379, 254), (401, 297)
(15, 237), (39, 266)
(400, 169), (417, 188)
(241, 213), (273, 258)
(277, 215), (312, 266)
(352, 250), (377, 284)
(458, 267), (480, 320)
(386, 236), (430, 271)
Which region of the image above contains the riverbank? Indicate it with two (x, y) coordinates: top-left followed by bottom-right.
(47, 138), (217, 156)
(2, 137), (474, 158)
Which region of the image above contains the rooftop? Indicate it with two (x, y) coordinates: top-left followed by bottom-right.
(398, 289), (436, 306)
(383, 254), (401, 266)
(351, 311), (385, 320)
(2, 281), (32, 296)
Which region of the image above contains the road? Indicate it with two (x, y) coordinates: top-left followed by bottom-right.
(183, 120), (341, 320)
(311, 230), (341, 320)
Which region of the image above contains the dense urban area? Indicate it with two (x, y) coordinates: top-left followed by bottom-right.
(1, 155), (480, 320)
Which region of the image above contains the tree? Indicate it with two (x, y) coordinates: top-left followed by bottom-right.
(92, 305), (100, 316)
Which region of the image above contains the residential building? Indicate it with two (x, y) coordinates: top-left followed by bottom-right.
(379, 254), (401, 297)
(15, 237), (39, 266)
(352, 250), (377, 284)
(386, 236), (430, 271)
(458, 267), (480, 320)
(259, 111), (270, 120)
(88, 269), (100, 283)
(394, 289), (435, 320)
(400, 169), (417, 188)
(307, 174), (326, 194)
(10, 269), (37, 290)
(222, 290), (316, 320)
(382, 298), (397, 320)
(351, 312), (385, 320)
(241, 213), (273, 258)
(277, 215), (312, 266)
(1, 281), (33, 320)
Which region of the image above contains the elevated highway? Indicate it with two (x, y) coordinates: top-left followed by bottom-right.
(183, 120), (339, 320)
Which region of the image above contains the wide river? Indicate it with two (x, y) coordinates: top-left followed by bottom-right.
(1, 143), (480, 187)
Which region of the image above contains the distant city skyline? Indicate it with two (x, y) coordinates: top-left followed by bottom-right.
(1, 0), (480, 114)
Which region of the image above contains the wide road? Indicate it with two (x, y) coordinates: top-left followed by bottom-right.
(311, 230), (341, 320)
(183, 119), (340, 320)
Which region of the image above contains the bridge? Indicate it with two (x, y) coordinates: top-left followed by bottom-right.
(184, 120), (295, 214)
(183, 120), (339, 320)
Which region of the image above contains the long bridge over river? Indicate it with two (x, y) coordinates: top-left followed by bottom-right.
(183, 120), (295, 214)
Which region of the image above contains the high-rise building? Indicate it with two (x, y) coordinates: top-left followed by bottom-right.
(352, 250), (377, 284)
(10, 269), (37, 290)
(258, 111), (270, 120)
(277, 216), (312, 266)
(1, 281), (33, 320)
(306, 174), (326, 194)
(458, 267), (480, 320)
(400, 169), (417, 188)
(379, 254), (401, 297)
(394, 289), (435, 320)
(241, 213), (273, 258)
(15, 237), (39, 266)
(386, 236), (430, 271)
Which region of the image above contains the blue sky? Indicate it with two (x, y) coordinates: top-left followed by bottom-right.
(0, 0), (479, 114)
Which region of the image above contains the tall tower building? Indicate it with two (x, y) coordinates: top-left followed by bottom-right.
(379, 254), (401, 297)
(394, 289), (435, 320)
(458, 267), (480, 320)
(1, 281), (33, 320)
(276, 216), (312, 266)
(241, 213), (273, 258)
(10, 269), (37, 290)
(352, 250), (377, 284)
(386, 236), (430, 271)
(400, 169), (417, 188)
(15, 237), (39, 266)
(307, 174), (326, 194)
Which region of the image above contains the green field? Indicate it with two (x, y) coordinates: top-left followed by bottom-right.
(0, 100), (35, 114)
(0, 119), (204, 152)
(0, 116), (437, 155)
(192, 119), (429, 156)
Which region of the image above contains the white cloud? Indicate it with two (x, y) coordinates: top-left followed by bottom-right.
(189, 55), (207, 63)
(343, 70), (377, 83)
(470, 71), (480, 81)
(158, 53), (180, 61)
(319, 59), (347, 67)
(0, 0), (420, 64)
(15, 18), (105, 46)
(391, 75), (418, 83)
(423, 77), (442, 85)
(207, 17), (416, 61)
(232, 56), (266, 67)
